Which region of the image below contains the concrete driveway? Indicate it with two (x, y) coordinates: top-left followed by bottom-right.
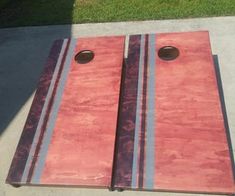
(0, 16), (235, 196)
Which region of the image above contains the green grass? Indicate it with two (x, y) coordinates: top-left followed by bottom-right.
(0, 0), (235, 28)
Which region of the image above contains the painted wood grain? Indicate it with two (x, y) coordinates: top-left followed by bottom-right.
(113, 35), (141, 187)
(6, 32), (235, 194)
(39, 36), (125, 187)
(154, 31), (235, 194)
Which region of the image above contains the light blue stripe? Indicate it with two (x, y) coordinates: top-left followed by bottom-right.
(131, 35), (145, 188)
(145, 34), (156, 189)
(31, 38), (77, 184)
(21, 39), (68, 183)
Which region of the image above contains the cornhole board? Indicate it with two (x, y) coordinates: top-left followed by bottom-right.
(6, 31), (235, 195)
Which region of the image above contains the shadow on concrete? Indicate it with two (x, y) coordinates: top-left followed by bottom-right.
(0, 36), (58, 135)
(213, 55), (235, 180)
(0, 0), (75, 135)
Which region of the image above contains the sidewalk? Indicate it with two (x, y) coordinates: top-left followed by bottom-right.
(0, 16), (235, 196)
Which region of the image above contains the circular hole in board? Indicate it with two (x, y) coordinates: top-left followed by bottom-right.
(75, 50), (95, 64)
(158, 46), (179, 61)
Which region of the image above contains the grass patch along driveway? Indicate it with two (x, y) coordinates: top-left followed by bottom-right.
(0, 0), (235, 28)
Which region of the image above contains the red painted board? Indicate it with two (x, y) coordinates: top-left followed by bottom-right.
(39, 37), (124, 187)
(154, 32), (234, 193)
(6, 32), (235, 194)
(113, 32), (235, 194)
(6, 36), (125, 188)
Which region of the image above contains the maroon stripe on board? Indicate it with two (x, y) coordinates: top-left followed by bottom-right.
(26, 39), (71, 183)
(112, 35), (141, 188)
(6, 40), (64, 185)
(138, 34), (149, 188)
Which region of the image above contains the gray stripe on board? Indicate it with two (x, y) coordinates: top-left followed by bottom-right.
(145, 34), (156, 189)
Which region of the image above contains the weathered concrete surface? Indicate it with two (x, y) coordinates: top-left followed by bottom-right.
(0, 16), (235, 196)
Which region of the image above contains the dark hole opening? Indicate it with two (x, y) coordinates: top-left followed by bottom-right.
(75, 50), (94, 64)
(158, 46), (179, 61)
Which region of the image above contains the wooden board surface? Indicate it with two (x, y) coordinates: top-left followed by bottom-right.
(154, 32), (234, 193)
(113, 32), (235, 194)
(7, 36), (125, 188)
(7, 32), (235, 194)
